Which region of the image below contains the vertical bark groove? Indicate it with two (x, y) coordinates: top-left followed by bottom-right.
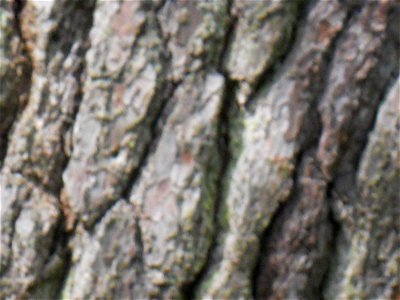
(0, 0), (33, 168)
(323, 77), (399, 300)
(181, 76), (238, 300)
(1, 0), (398, 299)
(180, 2), (237, 295)
(1, 0), (97, 298)
(245, 0), (310, 111)
(253, 3), (358, 299)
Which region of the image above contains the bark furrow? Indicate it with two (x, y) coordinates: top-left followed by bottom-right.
(1, 0), (96, 298)
(1, 0), (398, 299)
(0, 0), (32, 168)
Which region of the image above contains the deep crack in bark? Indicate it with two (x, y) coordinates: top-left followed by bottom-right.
(180, 2), (237, 296)
(0, 0), (33, 168)
(82, 8), (175, 232)
(245, 0), (311, 111)
(42, 1), (97, 296)
(181, 77), (239, 300)
(252, 2), (358, 298)
(320, 57), (400, 300)
(2, 0), (399, 298)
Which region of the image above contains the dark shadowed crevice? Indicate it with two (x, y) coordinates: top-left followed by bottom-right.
(51, 77), (91, 298)
(134, 214), (145, 277)
(182, 3), (317, 298)
(181, 78), (239, 300)
(3, 0), (398, 298)
(217, 0), (236, 73)
(180, 3), (238, 297)
(55, 250), (72, 299)
(0, 185), (25, 277)
(88, 78), (177, 231)
(11, 0), (25, 42)
(317, 182), (341, 300)
(310, 10), (357, 300)
(57, 58), (89, 194)
(114, 79), (178, 280)
(45, 0), (97, 66)
(349, 72), (400, 175)
(312, 2), (400, 298)
(118, 61), (175, 204)
(252, 2), (360, 298)
(319, 63), (400, 300)
(245, 0), (312, 112)
(0, 0), (33, 168)
(123, 81), (178, 199)
(36, 1), (98, 296)
(0, 0), (34, 265)
(55, 0), (97, 213)
(27, 209), (73, 298)
(82, 9), (177, 232)
(63, 10), (159, 233)
(251, 93), (325, 297)
(154, 0), (168, 13)
(251, 147), (308, 299)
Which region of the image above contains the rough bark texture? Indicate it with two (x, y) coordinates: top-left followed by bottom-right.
(0, 0), (399, 299)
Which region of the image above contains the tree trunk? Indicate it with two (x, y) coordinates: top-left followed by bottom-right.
(1, 0), (399, 299)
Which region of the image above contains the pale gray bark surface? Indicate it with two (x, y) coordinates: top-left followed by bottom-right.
(0, 0), (399, 299)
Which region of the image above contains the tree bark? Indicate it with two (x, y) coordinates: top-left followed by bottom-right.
(0, 0), (399, 299)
